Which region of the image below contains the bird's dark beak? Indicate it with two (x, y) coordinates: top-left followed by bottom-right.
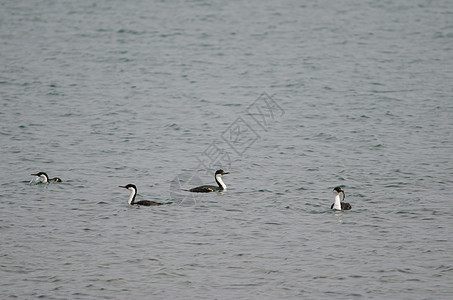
(118, 185), (126, 189)
(223, 171), (230, 175)
(31, 173), (38, 176)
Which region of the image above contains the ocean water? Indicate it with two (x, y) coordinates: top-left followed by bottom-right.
(1, 0), (452, 299)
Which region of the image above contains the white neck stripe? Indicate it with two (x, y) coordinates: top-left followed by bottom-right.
(215, 174), (227, 190)
(128, 188), (136, 205)
(40, 174), (48, 183)
(332, 194), (342, 210)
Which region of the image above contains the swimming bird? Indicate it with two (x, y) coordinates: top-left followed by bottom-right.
(31, 172), (62, 183)
(119, 184), (163, 206)
(188, 169), (229, 193)
(331, 186), (351, 210)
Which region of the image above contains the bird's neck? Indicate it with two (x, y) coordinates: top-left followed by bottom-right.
(40, 174), (48, 183)
(128, 189), (137, 205)
(332, 194), (342, 210)
(215, 174), (226, 190)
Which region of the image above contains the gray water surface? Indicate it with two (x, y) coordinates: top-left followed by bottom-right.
(1, 1), (452, 299)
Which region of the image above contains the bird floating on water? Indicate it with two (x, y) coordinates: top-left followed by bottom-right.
(188, 169), (229, 193)
(31, 172), (62, 183)
(119, 184), (163, 206)
(331, 187), (351, 210)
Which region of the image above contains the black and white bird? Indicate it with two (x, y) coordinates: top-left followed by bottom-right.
(188, 169), (229, 193)
(331, 187), (351, 210)
(119, 184), (163, 206)
(31, 172), (62, 183)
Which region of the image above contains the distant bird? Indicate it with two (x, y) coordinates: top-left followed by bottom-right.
(331, 187), (351, 210)
(31, 172), (62, 183)
(119, 184), (163, 206)
(188, 169), (229, 193)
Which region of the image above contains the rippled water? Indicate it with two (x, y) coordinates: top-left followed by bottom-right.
(1, 0), (452, 299)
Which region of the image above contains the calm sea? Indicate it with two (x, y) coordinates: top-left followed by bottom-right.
(1, 0), (452, 299)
